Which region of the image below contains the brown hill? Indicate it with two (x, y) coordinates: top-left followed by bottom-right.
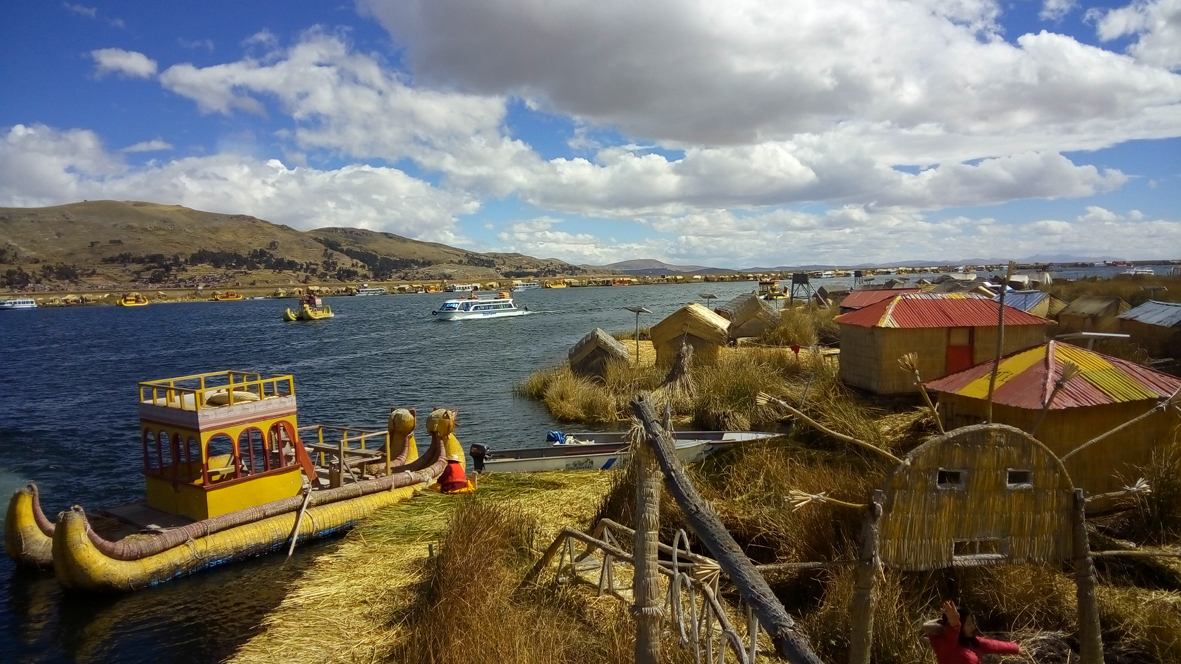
(0, 201), (584, 290)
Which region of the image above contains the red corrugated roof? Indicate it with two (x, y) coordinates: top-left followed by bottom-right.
(926, 341), (1181, 409)
(834, 293), (1050, 328)
(839, 288), (920, 311)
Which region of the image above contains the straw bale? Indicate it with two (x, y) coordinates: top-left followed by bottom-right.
(878, 424), (1075, 571)
(567, 327), (629, 378)
(715, 293), (781, 338)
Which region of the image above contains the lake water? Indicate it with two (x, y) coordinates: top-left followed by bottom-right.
(0, 266), (1145, 662)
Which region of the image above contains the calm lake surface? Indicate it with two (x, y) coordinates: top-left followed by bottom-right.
(0, 266), (1143, 663)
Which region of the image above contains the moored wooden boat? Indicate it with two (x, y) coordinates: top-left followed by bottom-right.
(469, 430), (780, 473)
(4, 370), (464, 591)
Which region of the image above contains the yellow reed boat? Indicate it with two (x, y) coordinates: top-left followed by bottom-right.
(4, 370), (461, 591)
(282, 294), (334, 321)
(212, 291), (244, 301)
(116, 292), (150, 306)
(544, 280), (568, 288)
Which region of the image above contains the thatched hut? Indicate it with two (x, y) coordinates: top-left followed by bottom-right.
(835, 293), (1050, 394)
(714, 293), (781, 339)
(650, 303), (729, 366)
(1058, 295), (1130, 332)
(879, 424), (1075, 570)
(926, 341), (1181, 500)
(997, 290), (1067, 318)
(567, 328), (629, 378)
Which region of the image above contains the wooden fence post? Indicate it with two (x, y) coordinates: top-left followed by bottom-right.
(633, 429), (664, 664)
(631, 394), (824, 664)
(848, 490), (883, 664)
(1073, 488), (1104, 664)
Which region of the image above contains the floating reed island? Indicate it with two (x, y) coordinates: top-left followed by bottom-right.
(226, 275), (1181, 663)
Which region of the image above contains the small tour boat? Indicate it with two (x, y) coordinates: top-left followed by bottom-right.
(283, 295), (334, 321)
(758, 281), (787, 300)
(432, 291), (529, 320)
(3, 370), (461, 591)
(469, 430), (781, 473)
(444, 283), (481, 293)
(212, 291), (244, 301)
(1122, 267), (1154, 276)
(0, 297), (37, 310)
(511, 281), (541, 291)
(116, 293), (150, 307)
(353, 285), (388, 296)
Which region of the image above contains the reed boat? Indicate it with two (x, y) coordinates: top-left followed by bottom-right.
(4, 370), (462, 591)
(212, 291), (244, 301)
(116, 293), (149, 307)
(758, 281), (787, 300)
(468, 429), (780, 473)
(283, 295), (334, 321)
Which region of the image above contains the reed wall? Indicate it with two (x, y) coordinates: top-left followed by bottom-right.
(878, 425), (1075, 571)
(939, 396), (1180, 499)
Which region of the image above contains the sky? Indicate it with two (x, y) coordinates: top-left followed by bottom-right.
(1, 0), (1179, 268)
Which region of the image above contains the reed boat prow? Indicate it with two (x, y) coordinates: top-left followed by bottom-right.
(4, 483), (56, 569)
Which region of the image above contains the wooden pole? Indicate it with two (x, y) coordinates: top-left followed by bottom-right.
(1072, 488), (1105, 664)
(631, 394), (824, 664)
(632, 431), (663, 664)
(986, 261), (1016, 424)
(848, 490), (883, 664)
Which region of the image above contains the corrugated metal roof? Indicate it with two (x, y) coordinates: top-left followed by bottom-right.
(1118, 300), (1181, 328)
(839, 288), (920, 310)
(1059, 295), (1127, 317)
(926, 340), (1181, 409)
(995, 290), (1048, 313)
(835, 293), (1050, 329)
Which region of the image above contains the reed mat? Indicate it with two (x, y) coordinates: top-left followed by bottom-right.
(227, 471), (613, 664)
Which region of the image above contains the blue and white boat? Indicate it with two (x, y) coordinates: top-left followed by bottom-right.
(512, 281), (541, 291)
(432, 292), (529, 320)
(0, 297), (36, 310)
(469, 430), (781, 472)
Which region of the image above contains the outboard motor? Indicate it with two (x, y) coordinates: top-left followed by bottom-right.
(469, 443), (489, 472)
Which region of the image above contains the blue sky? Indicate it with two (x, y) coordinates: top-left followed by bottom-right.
(1, 0), (1179, 267)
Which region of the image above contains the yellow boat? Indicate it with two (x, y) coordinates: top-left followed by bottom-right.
(212, 291), (244, 301)
(758, 281), (787, 300)
(282, 295), (334, 321)
(544, 280), (568, 288)
(4, 370), (460, 591)
(116, 293), (150, 306)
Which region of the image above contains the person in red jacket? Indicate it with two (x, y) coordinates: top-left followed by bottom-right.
(925, 600), (1023, 664)
(438, 455), (475, 494)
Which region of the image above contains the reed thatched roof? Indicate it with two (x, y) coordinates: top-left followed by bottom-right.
(650, 303), (730, 348)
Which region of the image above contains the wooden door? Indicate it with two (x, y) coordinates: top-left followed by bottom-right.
(945, 327), (974, 375)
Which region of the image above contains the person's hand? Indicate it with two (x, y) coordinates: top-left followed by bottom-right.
(941, 600), (960, 627)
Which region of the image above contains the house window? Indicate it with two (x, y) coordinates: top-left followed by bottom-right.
(953, 538), (1005, 564)
(937, 469), (966, 489)
(1006, 469), (1033, 488)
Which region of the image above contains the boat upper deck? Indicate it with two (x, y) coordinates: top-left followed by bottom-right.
(138, 370), (297, 429)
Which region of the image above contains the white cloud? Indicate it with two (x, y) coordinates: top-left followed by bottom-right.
(122, 139), (174, 153)
(0, 124), (477, 244)
(179, 38), (215, 51)
(1091, 0), (1181, 70)
(91, 48), (158, 78)
(1041, 0), (1077, 21)
(243, 29), (279, 49)
(359, 0), (1181, 147)
(63, 3), (96, 18)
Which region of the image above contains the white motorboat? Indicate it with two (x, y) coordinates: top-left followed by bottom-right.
(432, 292), (529, 320)
(1122, 267), (1154, 276)
(353, 285), (389, 296)
(444, 283), (482, 293)
(512, 281), (541, 291)
(0, 298), (36, 310)
(469, 430), (781, 473)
